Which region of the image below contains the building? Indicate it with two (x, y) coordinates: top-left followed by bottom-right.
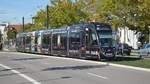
(0, 23), (8, 34)
(0, 23), (9, 49)
(117, 27), (140, 49)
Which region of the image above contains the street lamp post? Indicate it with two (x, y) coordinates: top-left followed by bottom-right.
(22, 16), (25, 32)
(46, 5), (49, 29)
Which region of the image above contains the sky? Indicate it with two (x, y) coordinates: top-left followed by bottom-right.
(0, 0), (50, 24)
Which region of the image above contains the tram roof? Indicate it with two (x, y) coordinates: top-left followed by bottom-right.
(91, 22), (112, 29)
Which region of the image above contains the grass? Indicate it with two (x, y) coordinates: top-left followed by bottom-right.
(107, 57), (150, 69)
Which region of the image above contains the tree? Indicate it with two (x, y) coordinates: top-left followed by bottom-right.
(32, 0), (149, 44)
(34, 9), (47, 30)
(97, 0), (150, 43)
(25, 23), (33, 32)
(7, 27), (17, 40)
(34, 0), (89, 29)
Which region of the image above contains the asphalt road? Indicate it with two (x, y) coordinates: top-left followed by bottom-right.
(0, 51), (150, 84)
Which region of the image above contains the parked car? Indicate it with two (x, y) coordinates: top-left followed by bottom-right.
(116, 43), (132, 55)
(139, 43), (150, 57)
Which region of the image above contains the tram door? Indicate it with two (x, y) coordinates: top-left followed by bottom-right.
(69, 30), (82, 58)
(84, 29), (100, 59)
(31, 32), (36, 53)
(34, 33), (38, 52)
(82, 28), (92, 58)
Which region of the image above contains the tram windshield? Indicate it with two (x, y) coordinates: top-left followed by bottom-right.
(97, 30), (113, 47)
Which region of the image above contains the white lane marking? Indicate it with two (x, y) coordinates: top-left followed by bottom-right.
(87, 72), (108, 79)
(0, 64), (41, 84)
(5, 52), (150, 72)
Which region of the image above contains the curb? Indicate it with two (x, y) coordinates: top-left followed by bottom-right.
(109, 63), (150, 72)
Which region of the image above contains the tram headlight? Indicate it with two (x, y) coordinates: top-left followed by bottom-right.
(85, 28), (89, 31)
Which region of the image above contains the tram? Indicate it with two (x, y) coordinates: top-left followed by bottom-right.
(16, 23), (116, 60)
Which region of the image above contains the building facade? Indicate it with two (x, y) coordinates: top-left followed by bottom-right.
(117, 27), (139, 49)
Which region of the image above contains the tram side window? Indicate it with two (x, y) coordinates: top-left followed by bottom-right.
(25, 37), (31, 44)
(21, 37), (25, 48)
(52, 33), (67, 49)
(69, 32), (80, 47)
(16, 38), (20, 46)
(52, 34), (57, 48)
(35, 36), (38, 44)
(18, 38), (21, 45)
(91, 33), (98, 45)
(60, 33), (67, 49)
(42, 35), (50, 45)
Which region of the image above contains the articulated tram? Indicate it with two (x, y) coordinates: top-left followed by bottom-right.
(16, 23), (116, 60)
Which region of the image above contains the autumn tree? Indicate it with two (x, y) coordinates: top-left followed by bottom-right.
(34, 0), (89, 29)
(97, 0), (150, 43)
(7, 27), (17, 40)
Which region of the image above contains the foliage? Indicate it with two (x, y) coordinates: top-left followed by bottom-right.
(34, 9), (46, 30)
(97, 0), (150, 43)
(32, 0), (149, 43)
(7, 27), (17, 40)
(25, 23), (33, 32)
(34, 0), (89, 29)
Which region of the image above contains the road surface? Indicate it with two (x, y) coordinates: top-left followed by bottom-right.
(0, 51), (150, 84)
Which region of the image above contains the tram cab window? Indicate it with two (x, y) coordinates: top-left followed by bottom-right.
(91, 33), (98, 45)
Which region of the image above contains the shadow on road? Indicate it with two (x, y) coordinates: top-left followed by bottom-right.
(43, 64), (108, 71)
(0, 67), (23, 72)
(12, 57), (47, 61)
(0, 67), (25, 77)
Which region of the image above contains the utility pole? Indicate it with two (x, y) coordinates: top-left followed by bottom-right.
(46, 5), (49, 29)
(22, 16), (25, 32)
